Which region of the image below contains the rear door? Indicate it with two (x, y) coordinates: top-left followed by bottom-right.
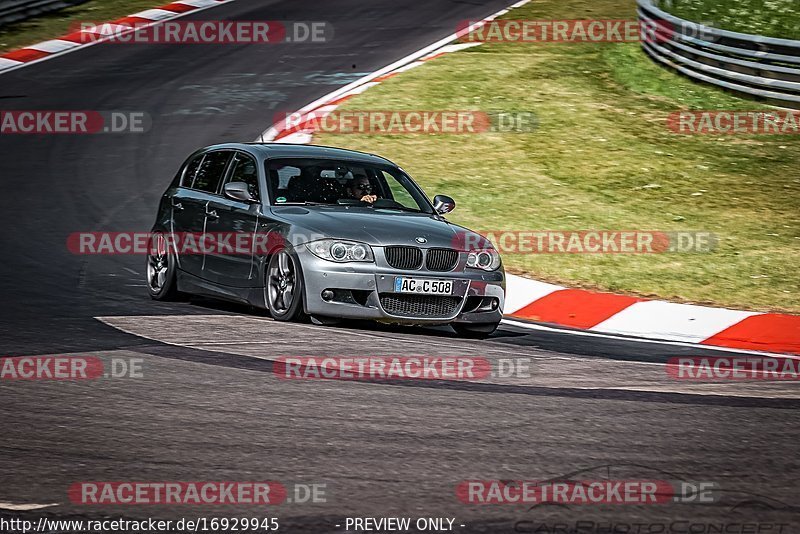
(202, 151), (262, 287)
(172, 150), (232, 279)
(169, 152), (205, 278)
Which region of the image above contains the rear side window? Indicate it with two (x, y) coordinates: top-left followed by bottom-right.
(180, 154), (204, 187)
(192, 151), (231, 193)
(226, 153), (260, 201)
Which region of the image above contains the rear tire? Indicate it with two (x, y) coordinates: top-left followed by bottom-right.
(452, 322), (499, 339)
(146, 232), (180, 301)
(266, 250), (307, 322)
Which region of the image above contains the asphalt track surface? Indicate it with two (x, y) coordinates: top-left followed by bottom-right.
(0, 0), (798, 532)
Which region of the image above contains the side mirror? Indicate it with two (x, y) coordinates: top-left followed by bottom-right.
(433, 194), (455, 214)
(223, 182), (256, 203)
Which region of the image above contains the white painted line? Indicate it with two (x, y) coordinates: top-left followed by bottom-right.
(276, 132), (313, 144)
(0, 502), (58, 511)
(95, 315), (800, 399)
(421, 42), (482, 58)
(96, 312), (796, 360)
(25, 39), (81, 53)
(501, 318), (799, 358)
(381, 61), (425, 75)
(337, 82), (381, 96)
(91, 314), (663, 363)
(0, 58), (23, 69)
(504, 274), (563, 314)
(0, 0), (234, 77)
(82, 23), (133, 35)
(592, 300), (760, 343)
(128, 8), (182, 21)
(305, 103), (340, 115)
(257, 0), (532, 141)
(176, 0), (223, 6)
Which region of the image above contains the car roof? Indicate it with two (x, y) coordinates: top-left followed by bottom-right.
(201, 142), (395, 166)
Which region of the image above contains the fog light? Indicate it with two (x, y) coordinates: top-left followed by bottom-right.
(321, 289), (334, 301)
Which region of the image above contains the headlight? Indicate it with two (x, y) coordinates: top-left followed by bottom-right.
(466, 248), (501, 271)
(306, 239), (374, 263)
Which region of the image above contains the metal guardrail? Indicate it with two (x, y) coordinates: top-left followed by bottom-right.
(0, 0), (88, 27)
(637, 0), (800, 109)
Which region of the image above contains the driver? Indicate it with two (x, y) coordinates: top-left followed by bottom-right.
(346, 174), (378, 204)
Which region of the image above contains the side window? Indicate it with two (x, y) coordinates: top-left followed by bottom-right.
(226, 153), (260, 201)
(381, 170), (416, 208)
(192, 151), (231, 193)
(179, 154), (203, 187)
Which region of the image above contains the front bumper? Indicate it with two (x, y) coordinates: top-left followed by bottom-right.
(296, 245), (505, 325)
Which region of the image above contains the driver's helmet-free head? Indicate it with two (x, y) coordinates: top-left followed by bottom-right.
(348, 175), (373, 197)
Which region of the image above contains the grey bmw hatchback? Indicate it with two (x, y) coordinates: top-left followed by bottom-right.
(147, 143), (505, 337)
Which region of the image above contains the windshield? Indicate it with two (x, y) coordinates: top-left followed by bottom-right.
(266, 158), (433, 213)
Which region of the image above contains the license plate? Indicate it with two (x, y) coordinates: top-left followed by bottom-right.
(394, 277), (453, 295)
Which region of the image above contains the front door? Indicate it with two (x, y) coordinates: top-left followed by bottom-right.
(202, 152), (262, 287)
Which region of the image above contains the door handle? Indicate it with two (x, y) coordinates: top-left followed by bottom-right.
(205, 206), (219, 219)
(172, 200), (184, 211)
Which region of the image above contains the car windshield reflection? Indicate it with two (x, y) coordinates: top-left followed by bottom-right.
(266, 158), (433, 214)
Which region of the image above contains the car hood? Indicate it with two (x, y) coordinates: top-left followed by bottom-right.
(269, 205), (479, 249)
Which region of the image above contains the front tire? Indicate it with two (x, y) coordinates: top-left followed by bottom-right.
(266, 250), (306, 322)
(146, 232), (180, 301)
(452, 322), (499, 339)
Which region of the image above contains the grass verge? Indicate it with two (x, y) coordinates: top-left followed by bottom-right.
(0, 0), (164, 53)
(315, 0), (800, 313)
(658, 0), (800, 40)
